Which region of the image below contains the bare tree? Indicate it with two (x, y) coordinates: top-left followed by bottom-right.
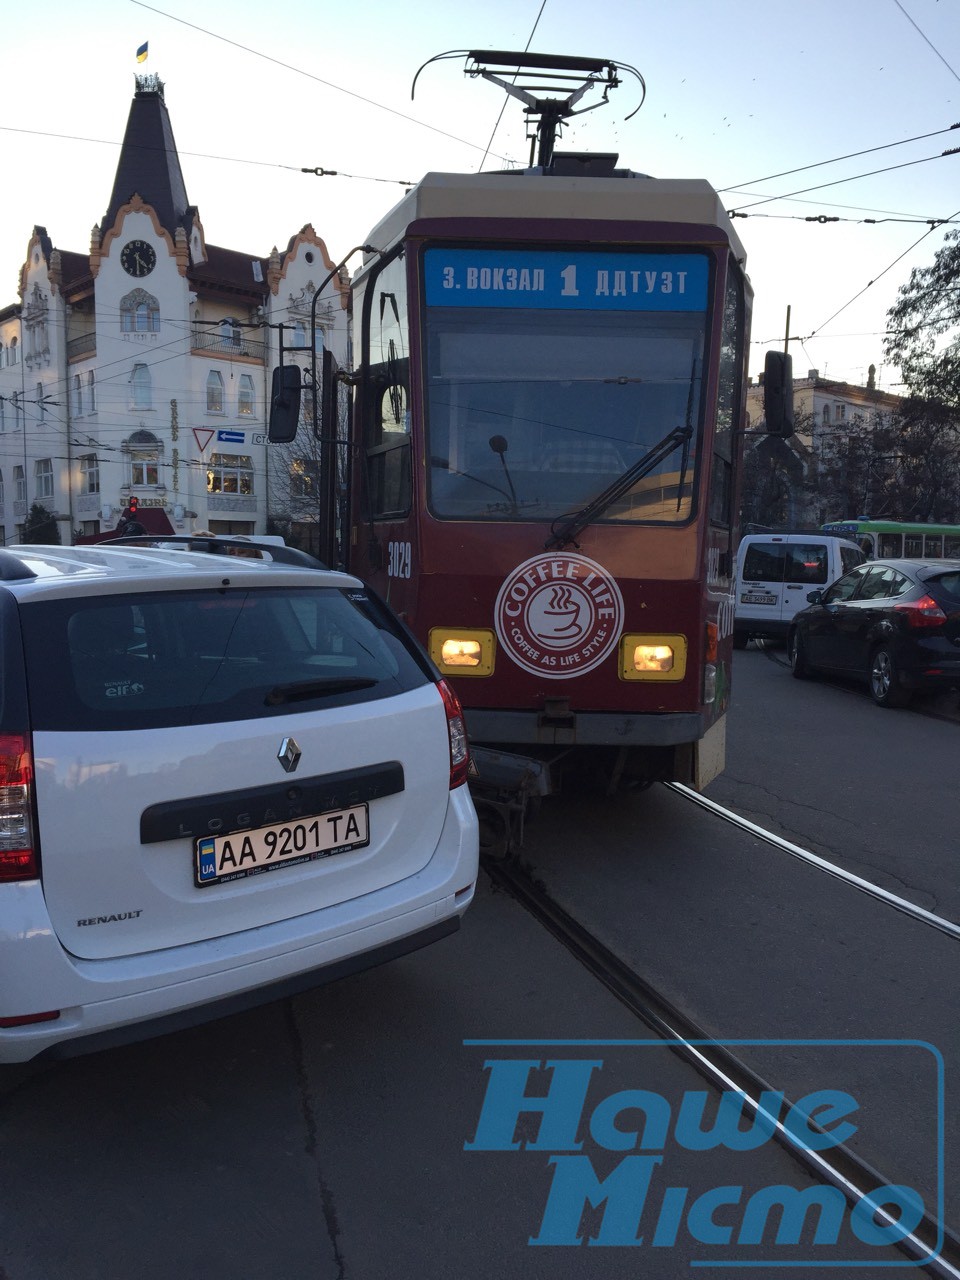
(885, 229), (960, 410)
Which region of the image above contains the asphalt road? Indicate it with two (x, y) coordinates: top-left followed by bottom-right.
(0, 650), (955, 1278)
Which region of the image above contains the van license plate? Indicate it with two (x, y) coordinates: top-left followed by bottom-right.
(741, 593), (777, 605)
(195, 804), (369, 887)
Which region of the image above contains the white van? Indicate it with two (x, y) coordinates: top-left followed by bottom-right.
(734, 532), (865, 646)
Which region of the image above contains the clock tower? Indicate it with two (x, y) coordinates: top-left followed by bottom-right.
(1, 71), (350, 551)
(102, 75), (193, 251)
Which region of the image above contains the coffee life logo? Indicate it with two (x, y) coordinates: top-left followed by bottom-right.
(494, 553), (625, 679)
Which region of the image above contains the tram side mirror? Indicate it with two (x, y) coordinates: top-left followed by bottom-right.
(268, 365), (302, 443)
(763, 351), (795, 437)
(489, 435), (508, 455)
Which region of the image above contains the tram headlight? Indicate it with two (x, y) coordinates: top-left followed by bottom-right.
(429, 628), (496, 676)
(619, 634), (687, 681)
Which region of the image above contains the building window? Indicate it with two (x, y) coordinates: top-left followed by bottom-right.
(238, 373), (255, 416)
(8, 338), (17, 366)
(37, 383), (44, 422)
(80, 454), (100, 494)
(0, 471), (4, 505)
(12, 392), (22, 431)
(206, 370), (224, 413)
(126, 429), (162, 487)
(13, 466), (25, 502)
(87, 371), (96, 414)
(220, 318), (242, 349)
(835, 403), (846, 421)
(130, 450), (159, 486)
(300, 383), (315, 428)
(120, 290), (160, 333)
(207, 453), (253, 495)
(131, 363), (152, 410)
(290, 457), (318, 497)
(822, 405), (830, 424)
(0, 397), (4, 432)
(72, 374), (83, 417)
(35, 459), (54, 500)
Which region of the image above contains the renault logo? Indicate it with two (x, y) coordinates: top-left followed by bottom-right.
(278, 737), (302, 773)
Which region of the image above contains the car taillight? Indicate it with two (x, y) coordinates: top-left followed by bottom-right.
(0, 733), (38, 883)
(894, 595), (946, 629)
(437, 679), (470, 790)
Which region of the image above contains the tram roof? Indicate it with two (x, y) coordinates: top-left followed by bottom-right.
(361, 170), (748, 269)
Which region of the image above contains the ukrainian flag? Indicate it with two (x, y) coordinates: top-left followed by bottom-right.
(136, 41), (148, 63)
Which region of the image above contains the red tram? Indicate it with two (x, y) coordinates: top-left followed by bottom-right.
(274, 53), (790, 835)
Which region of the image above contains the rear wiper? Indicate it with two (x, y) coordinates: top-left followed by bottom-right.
(545, 425), (693, 551)
(265, 677), (378, 706)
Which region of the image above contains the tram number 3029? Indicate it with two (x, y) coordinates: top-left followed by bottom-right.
(388, 540), (412, 579)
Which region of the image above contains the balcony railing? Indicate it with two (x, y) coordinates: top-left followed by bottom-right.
(67, 333), (96, 361)
(192, 327), (266, 362)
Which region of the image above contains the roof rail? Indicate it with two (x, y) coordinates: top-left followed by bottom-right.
(112, 535), (329, 570)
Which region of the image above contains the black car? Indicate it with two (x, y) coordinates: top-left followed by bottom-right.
(788, 559), (960, 708)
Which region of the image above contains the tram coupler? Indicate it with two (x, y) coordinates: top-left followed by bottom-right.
(467, 746), (554, 859)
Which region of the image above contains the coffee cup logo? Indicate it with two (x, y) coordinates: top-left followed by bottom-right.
(495, 553), (624, 678)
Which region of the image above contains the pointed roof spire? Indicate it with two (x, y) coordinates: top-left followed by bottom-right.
(102, 75), (191, 244)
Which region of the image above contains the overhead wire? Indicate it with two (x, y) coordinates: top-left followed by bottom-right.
(730, 209), (957, 226)
(803, 208), (960, 342)
(725, 149), (960, 216)
(892, 0), (960, 86)
(718, 121), (960, 192)
(477, 0), (549, 172)
(6, 0), (955, 439)
(130, 0), (515, 163)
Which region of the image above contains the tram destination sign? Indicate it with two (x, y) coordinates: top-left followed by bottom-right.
(424, 248), (708, 312)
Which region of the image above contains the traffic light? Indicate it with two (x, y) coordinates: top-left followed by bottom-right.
(127, 496), (139, 515)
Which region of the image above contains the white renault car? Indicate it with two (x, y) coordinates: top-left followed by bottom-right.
(0, 541), (478, 1063)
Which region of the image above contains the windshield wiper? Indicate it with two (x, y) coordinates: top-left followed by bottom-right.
(265, 677), (379, 706)
(545, 425), (694, 551)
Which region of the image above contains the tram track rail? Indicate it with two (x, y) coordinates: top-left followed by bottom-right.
(665, 782), (960, 941)
(482, 849), (960, 1276)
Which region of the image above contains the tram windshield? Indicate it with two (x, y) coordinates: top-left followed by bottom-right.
(422, 246), (709, 524)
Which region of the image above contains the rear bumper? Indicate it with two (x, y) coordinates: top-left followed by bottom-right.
(736, 617), (790, 640)
(36, 916), (460, 1062)
(0, 786), (478, 1063)
(901, 656), (960, 691)
(466, 707), (705, 746)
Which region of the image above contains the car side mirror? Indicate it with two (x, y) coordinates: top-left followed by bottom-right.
(268, 365), (302, 443)
(806, 589), (822, 605)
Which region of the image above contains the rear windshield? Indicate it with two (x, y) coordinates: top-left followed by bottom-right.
(20, 586), (431, 731)
(741, 542), (831, 585)
(927, 570), (960, 602)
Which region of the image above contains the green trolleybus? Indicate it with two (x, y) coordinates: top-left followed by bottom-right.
(822, 520), (960, 560)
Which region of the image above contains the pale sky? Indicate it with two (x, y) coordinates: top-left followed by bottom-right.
(2, 0), (959, 390)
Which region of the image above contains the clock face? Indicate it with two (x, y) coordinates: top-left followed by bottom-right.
(120, 239), (157, 277)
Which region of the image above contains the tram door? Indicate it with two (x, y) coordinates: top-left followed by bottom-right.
(351, 251), (417, 616)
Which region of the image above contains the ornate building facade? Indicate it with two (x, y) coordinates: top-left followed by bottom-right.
(742, 367), (904, 529)
(0, 75), (348, 547)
